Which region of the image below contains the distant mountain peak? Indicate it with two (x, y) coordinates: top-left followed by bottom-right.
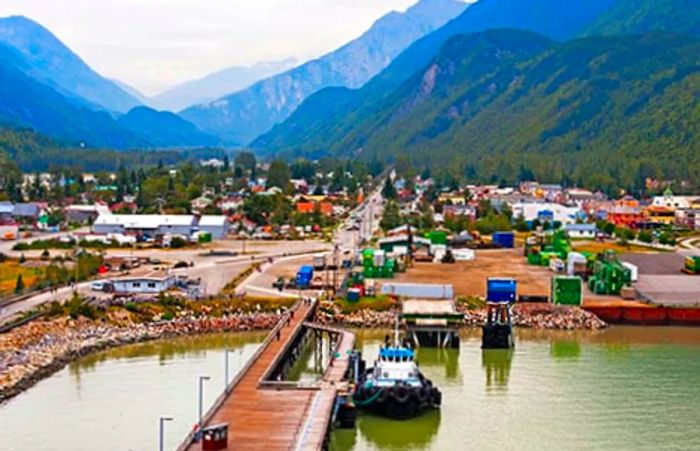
(0, 15), (141, 113)
(182, 0), (469, 144)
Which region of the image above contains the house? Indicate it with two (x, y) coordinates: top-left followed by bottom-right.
(0, 202), (15, 223)
(295, 200), (333, 216)
(191, 196), (213, 212)
(607, 205), (644, 228)
(651, 188), (691, 211)
(443, 204), (477, 221)
(197, 215), (230, 239)
(676, 209), (700, 230)
(563, 223), (598, 239)
(93, 214), (196, 237)
(109, 275), (176, 294)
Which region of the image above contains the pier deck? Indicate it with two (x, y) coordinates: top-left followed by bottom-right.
(181, 300), (355, 451)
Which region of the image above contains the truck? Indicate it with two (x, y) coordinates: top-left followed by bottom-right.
(313, 253), (327, 270)
(684, 256), (700, 275)
(296, 265), (314, 289)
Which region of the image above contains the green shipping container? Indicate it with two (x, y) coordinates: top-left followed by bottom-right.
(686, 256), (700, 274)
(364, 266), (377, 278)
(426, 231), (448, 245)
(527, 253), (541, 265)
(551, 276), (582, 306)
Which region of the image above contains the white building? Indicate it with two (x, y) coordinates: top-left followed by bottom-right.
(512, 202), (582, 224)
(110, 275), (176, 294)
(93, 215), (196, 237)
(197, 215), (230, 239)
(563, 223), (598, 239)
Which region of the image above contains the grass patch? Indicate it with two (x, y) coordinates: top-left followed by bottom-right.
(335, 295), (397, 314)
(0, 261), (44, 296)
(572, 241), (656, 254)
(456, 296), (486, 310)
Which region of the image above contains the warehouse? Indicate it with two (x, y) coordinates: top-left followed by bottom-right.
(93, 214), (196, 237)
(197, 215), (230, 239)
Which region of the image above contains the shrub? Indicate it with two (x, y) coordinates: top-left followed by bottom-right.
(161, 312), (174, 321)
(169, 237), (187, 248)
(15, 274), (25, 293)
(12, 242), (30, 251)
(637, 230), (653, 243)
(125, 302), (139, 312)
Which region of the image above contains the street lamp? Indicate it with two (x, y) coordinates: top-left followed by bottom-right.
(158, 416), (173, 451)
(198, 375), (211, 430)
(224, 349), (237, 391)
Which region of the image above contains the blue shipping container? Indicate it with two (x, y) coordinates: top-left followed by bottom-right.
(493, 232), (515, 249)
(487, 278), (517, 303)
(296, 265), (314, 288)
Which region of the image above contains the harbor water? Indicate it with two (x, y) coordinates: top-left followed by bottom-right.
(1, 327), (700, 450)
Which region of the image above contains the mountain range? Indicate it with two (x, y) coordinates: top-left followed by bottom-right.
(0, 16), (220, 148)
(181, 0), (470, 145)
(0, 15), (141, 113)
(151, 59), (298, 112)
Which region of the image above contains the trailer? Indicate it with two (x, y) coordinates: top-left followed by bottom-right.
(380, 283), (454, 300)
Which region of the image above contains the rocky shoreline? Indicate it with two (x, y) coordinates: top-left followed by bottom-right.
(0, 313), (280, 403)
(320, 302), (607, 330)
(1, 302), (606, 403)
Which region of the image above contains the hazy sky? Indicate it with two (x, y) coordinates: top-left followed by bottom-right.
(0, 0), (421, 96)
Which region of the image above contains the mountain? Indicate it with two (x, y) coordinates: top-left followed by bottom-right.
(0, 15), (141, 113)
(252, 0), (618, 154)
(152, 59), (298, 112)
(117, 107), (219, 148)
(181, 0), (469, 145)
(261, 30), (700, 192)
(0, 43), (147, 148)
(111, 79), (151, 106)
(582, 0), (700, 37)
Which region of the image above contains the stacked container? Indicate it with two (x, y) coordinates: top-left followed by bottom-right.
(551, 276), (582, 306)
(486, 278), (517, 303)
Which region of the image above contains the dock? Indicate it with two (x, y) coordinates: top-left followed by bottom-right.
(178, 300), (355, 451)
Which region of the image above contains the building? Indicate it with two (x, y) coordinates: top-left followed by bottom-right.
(563, 223), (598, 239)
(93, 214), (196, 237)
(66, 204), (111, 223)
(607, 205), (644, 228)
(511, 202), (581, 224)
(109, 275), (176, 294)
(198, 215), (230, 239)
(443, 204), (477, 221)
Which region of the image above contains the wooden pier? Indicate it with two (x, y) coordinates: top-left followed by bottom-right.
(178, 300), (355, 451)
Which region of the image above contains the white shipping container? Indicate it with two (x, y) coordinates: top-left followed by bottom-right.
(373, 250), (386, 267)
(622, 262), (638, 282)
(550, 258), (565, 273)
(566, 252), (587, 276)
(453, 249), (475, 261)
(380, 283), (454, 299)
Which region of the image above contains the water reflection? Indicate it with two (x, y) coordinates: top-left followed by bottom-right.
(351, 410), (441, 450)
(550, 340), (582, 360)
(482, 349), (513, 391)
(416, 347), (460, 381)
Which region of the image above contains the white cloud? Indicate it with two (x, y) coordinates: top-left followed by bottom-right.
(0, 0), (417, 95)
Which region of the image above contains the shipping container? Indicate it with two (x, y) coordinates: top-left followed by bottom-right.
(492, 231), (515, 249)
(551, 276), (582, 306)
(621, 262), (638, 282)
(313, 253), (327, 270)
(347, 288), (361, 303)
(373, 250), (386, 267)
(427, 231), (448, 245)
(380, 283), (454, 299)
(487, 278), (517, 303)
(566, 252), (587, 276)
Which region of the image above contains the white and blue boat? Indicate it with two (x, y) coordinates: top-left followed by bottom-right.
(353, 329), (441, 419)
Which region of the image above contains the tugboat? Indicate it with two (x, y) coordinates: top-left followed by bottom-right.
(352, 324), (442, 420)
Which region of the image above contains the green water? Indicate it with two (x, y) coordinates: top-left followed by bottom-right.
(332, 328), (700, 451)
(0, 332), (266, 451)
(1, 327), (700, 451)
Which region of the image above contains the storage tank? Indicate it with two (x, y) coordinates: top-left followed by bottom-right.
(486, 278), (517, 303)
